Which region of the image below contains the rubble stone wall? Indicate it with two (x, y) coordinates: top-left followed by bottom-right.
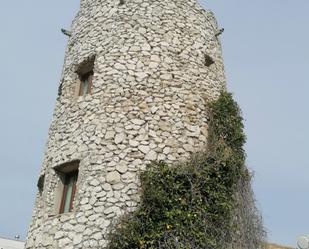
(25, 0), (225, 248)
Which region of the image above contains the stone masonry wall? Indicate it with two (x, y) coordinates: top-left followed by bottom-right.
(25, 0), (226, 248)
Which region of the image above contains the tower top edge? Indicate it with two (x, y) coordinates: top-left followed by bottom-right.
(77, 0), (215, 14)
(73, 0), (220, 31)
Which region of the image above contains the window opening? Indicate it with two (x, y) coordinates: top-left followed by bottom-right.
(59, 170), (78, 213)
(55, 161), (79, 214)
(76, 56), (95, 97)
(205, 54), (215, 67)
(58, 80), (64, 97)
(79, 71), (93, 96)
(37, 174), (45, 194)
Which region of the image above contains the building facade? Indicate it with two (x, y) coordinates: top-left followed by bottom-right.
(25, 0), (226, 248)
(0, 237), (24, 249)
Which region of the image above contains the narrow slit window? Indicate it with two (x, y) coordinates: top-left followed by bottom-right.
(59, 170), (78, 213)
(76, 57), (95, 97)
(79, 71), (93, 96)
(55, 161), (80, 214)
(37, 174), (45, 194)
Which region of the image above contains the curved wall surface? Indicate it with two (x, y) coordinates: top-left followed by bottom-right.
(25, 0), (226, 248)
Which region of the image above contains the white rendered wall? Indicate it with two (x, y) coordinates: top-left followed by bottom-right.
(0, 237), (24, 249)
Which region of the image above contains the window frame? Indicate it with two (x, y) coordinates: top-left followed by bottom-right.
(54, 161), (80, 214)
(59, 170), (78, 214)
(75, 56), (95, 97)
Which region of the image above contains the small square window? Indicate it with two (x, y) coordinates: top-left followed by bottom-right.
(79, 71), (93, 96)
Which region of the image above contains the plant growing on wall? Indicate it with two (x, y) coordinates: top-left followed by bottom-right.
(108, 92), (265, 249)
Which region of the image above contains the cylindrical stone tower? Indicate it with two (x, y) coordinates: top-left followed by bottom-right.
(25, 0), (226, 248)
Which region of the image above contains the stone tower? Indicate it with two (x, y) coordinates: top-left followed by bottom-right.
(25, 0), (226, 248)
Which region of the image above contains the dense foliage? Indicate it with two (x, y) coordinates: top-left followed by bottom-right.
(107, 92), (264, 249)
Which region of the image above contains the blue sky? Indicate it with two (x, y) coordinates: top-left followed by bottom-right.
(0, 1), (308, 247)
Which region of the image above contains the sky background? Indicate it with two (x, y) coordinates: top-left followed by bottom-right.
(0, 0), (308, 247)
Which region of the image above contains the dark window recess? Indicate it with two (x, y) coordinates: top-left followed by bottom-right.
(205, 54), (215, 67)
(37, 174), (45, 194)
(79, 71), (93, 96)
(59, 170), (78, 214)
(76, 57), (95, 96)
(119, 0), (125, 5)
(58, 81), (63, 97)
(55, 161), (80, 214)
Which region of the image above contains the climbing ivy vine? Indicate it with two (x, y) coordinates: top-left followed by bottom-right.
(107, 92), (264, 249)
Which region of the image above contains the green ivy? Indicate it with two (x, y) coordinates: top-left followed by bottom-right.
(107, 92), (257, 249)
